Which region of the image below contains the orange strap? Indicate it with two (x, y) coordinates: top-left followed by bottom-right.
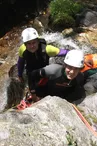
(72, 104), (97, 137)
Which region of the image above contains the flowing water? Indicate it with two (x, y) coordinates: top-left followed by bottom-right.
(0, 30), (97, 111)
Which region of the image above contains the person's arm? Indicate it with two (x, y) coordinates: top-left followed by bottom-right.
(29, 64), (62, 93)
(28, 69), (43, 94)
(57, 48), (69, 56)
(17, 44), (26, 82)
(17, 57), (25, 79)
(46, 45), (69, 57)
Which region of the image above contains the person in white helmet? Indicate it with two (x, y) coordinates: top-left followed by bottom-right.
(27, 49), (86, 102)
(17, 27), (70, 94)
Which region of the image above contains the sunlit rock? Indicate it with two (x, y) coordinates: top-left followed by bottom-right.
(0, 96), (97, 146)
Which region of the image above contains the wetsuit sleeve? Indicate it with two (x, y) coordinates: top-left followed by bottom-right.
(19, 44), (26, 57)
(46, 45), (69, 57)
(17, 57), (25, 77)
(28, 69), (42, 91)
(46, 45), (60, 57)
(17, 44), (26, 77)
(58, 49), (69, 56)
(28, 64), (62, 91)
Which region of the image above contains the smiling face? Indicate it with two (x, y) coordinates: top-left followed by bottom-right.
(64, 64), (80, 80)
(25, 38), (39, 53)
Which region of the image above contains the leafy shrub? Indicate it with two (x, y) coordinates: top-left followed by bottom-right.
(49, 0), (83, 28)
(52, 12), (75, 27)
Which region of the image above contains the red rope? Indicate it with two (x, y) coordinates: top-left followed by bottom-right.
(72, 104), (97, 137)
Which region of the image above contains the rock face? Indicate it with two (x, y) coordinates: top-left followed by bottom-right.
(0, 96), (97, 146)
(74, 93), (97, 132)
(76, 8), (97, 27)
(6, 64), (25, 107)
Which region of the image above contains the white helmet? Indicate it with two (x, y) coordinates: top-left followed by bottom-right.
(64, 49), (84, 68)
(21, 27), (39, 43)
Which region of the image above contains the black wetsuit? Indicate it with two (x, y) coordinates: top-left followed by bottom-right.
(29, 64), (86, 102)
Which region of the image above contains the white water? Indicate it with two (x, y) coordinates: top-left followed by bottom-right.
(42, 32), (79, 48)
(41, 31), (96, 54)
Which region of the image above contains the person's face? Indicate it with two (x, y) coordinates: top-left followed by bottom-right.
(64, 64), (80, 80)
(25, 39), (39, 53)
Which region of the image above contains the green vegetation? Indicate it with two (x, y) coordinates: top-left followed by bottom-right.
(49, 0), (83, 28)
(66, 131), (77, 146)
(90, 139), (97, 146)
(87, 114), (97, 124)
(77, 106), (92, 125)
(77, 106), (97, 126)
